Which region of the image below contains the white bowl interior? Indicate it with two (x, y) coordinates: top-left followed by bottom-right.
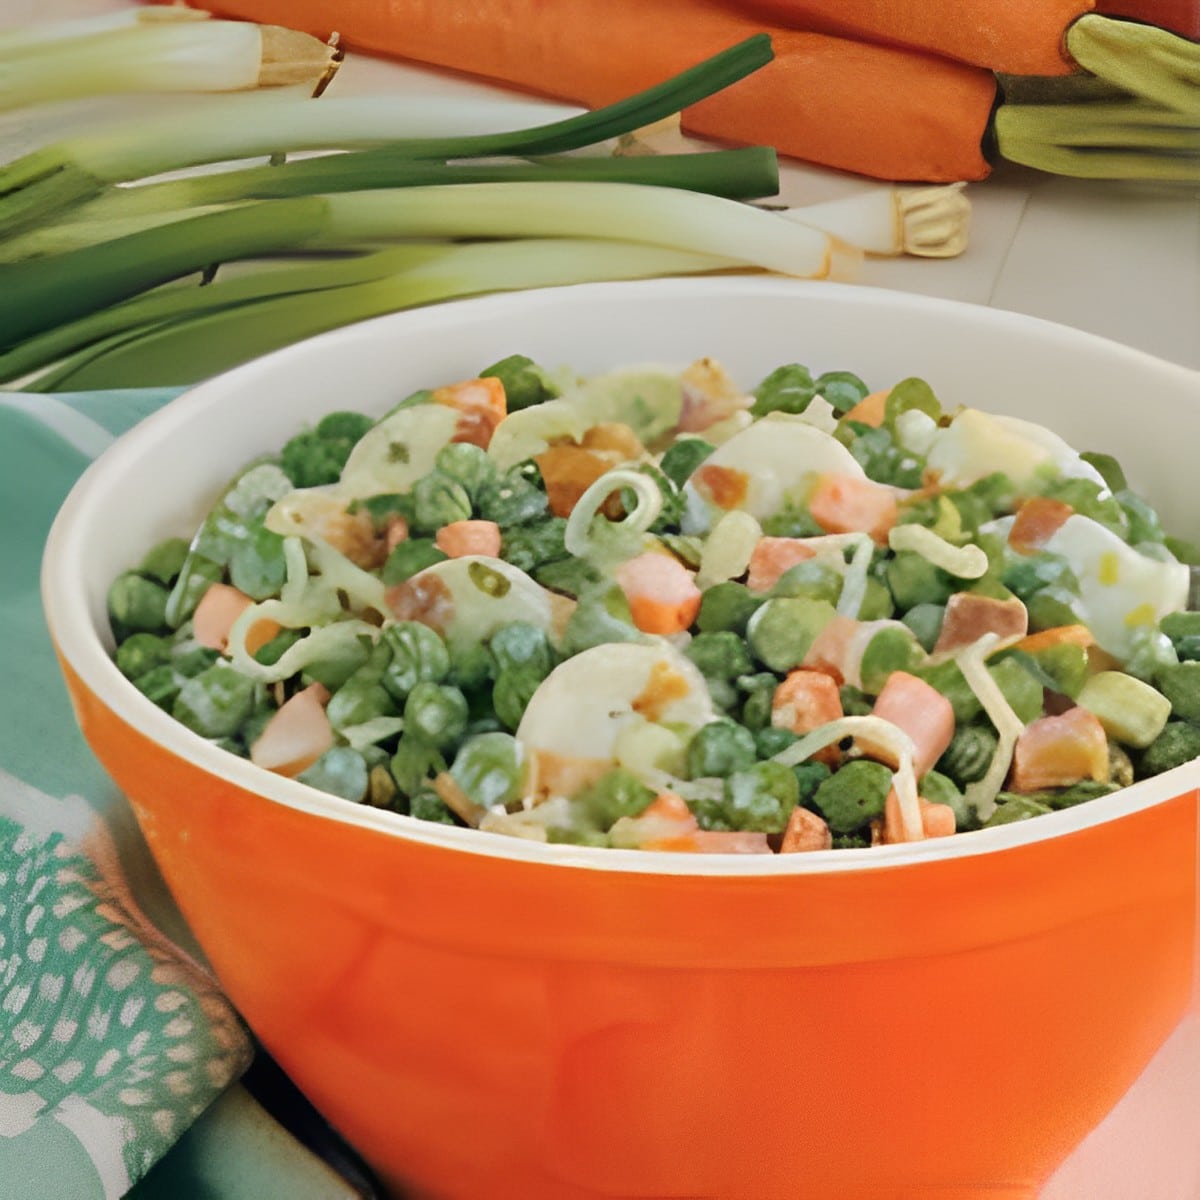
(42, 277), (1200, 874)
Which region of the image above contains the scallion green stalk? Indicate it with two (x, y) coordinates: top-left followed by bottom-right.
(0, 181), (850, 347)
(3, 145), (779, 262)
(20, 238), (743, 391)
(0, 34), (772, 237)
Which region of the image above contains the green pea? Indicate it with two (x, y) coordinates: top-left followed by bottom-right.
(847, 427), (924, 489)
(172, 665), (256, 739)
(886, 551), (955, 610)
(686, 632), (754, 682)
(435, 441), (498, 502)
(859, 626), (925, 695)
(280, 412), (373, 487)
(138, 537), (190, 586)
(379, 622), (451, 701)
(686, 719), (757, 779)
(477, 353), (559, 412)
(759, 502), (824, 539)
(770, 559), (842, 605)
(1156, 662), (1200, 722)
(1080, 451), (1127, 493)
(660, 438), (715, 488)
(812, 760), (892, 834)
(696, 582), (763, 636)
(883, 377), (941, 428)
(988, 657), (1044, 724)
(476, 467), (549, 527)
(404, 682), (469, 751)
(228, 521), (288, 601)
(254, 627), (304, 667)
(919, 769), (972, 831)
(297, 747), (370, 803)
(1001, 552), (1078, 604)
(751, 363), (815, 417)
(936, 723), (997, 788)
(169, 638), (220, 679)
(914, 660), (981, 724)
(1161, 612), (1200, 663)
(407, 787), (458, 824)
(1124, 625), (1178, 683)
(492, 669), (539, 731)
(382, 538), (448, 585)
(239, 702), (278, 754)
(857, 576), (896, 622)
(563, 584), (645, 656)
(722, 761), (799, 832)
(754, 725), (799, 759)
(533, 556), (602, 599)
(1038, 477), (1129, 541)
(411, 471), (472, 534)
(450, 733), (525, 810)
(1116, 490), (1163, 547)
(746, 597), (836, 673)
(489, 622), (554, 677)
(447, 641), (493, 692)
(1138, 721), (1200, 777)
(1165, 535), (1200, 566)
(326, 679), (397, 731)
(1025, 589), (1080, 631)
(738, 672), (779, 733)
(351, 492), (416, 532)
(839, 685), (873, 717)
(792, 760), (832, 808)
(814, 370), (869, 414)
(133, 665), (180, 710)
(577, 768), (655, 828)
(902, 603), (945, 653)
(115, 633), (171, 680)
(108, 571), (170, 633)
(983, 795), (1053, 827)
(501, 518), (567, 574)
(390, 736), (446, 797)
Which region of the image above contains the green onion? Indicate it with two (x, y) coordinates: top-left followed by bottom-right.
(0, 34), (772, 237)
(18, 238), (743, 391)
(2, 145), (779, 261)
(0, 13), (338, 110)
(0, 182), (847, 349)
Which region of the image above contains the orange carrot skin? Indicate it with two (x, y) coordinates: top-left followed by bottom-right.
(168, 0), (996, 182)
(732, 0), (1093, 76)
(1095, 0), (1200, 37)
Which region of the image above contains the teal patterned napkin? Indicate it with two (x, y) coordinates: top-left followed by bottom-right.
(0, 389), (254, 1198)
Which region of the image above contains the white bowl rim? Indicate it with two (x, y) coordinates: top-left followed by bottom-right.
(42, 276), (1200, 878)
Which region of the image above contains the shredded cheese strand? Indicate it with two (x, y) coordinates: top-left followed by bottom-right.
(888, 523), (988, 579)
(563, 467), (663, 563)
(771, 715), (922, 842)
(957, 633), (1025, 822)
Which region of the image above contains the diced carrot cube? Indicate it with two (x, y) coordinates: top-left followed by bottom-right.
(534, 444), (613, 518)
(615, 552), (702, 635)
(780, 805), (833, 852)
(435, 519), (502, 559)
(1009, 496), (1073, 555)
(1009, 707), (1109, 792)
(869, 670), (955, 777)
(808, 473), (898, 544)
(434, 376), (507, 449)
(934, 592), (1028, 655)
(746, 536), (817, 593)
(841, 389), (888, 428)
(1013, 625), (1095, 654)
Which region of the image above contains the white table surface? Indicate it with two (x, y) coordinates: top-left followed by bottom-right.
(6, 0), (1200, 372)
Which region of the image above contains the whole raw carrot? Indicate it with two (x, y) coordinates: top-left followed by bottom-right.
(164, 0), (997, 181)
(731, 0), (1095, 75)
(1094, 0), (1200, 39)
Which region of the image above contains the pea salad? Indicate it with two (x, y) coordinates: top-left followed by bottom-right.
(107, 354), (1200, 853)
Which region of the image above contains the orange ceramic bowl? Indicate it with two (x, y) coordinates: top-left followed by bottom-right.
(43, 279), (1200, 1199)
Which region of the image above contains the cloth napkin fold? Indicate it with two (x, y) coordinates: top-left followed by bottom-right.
(0, 388), (254, 1199)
